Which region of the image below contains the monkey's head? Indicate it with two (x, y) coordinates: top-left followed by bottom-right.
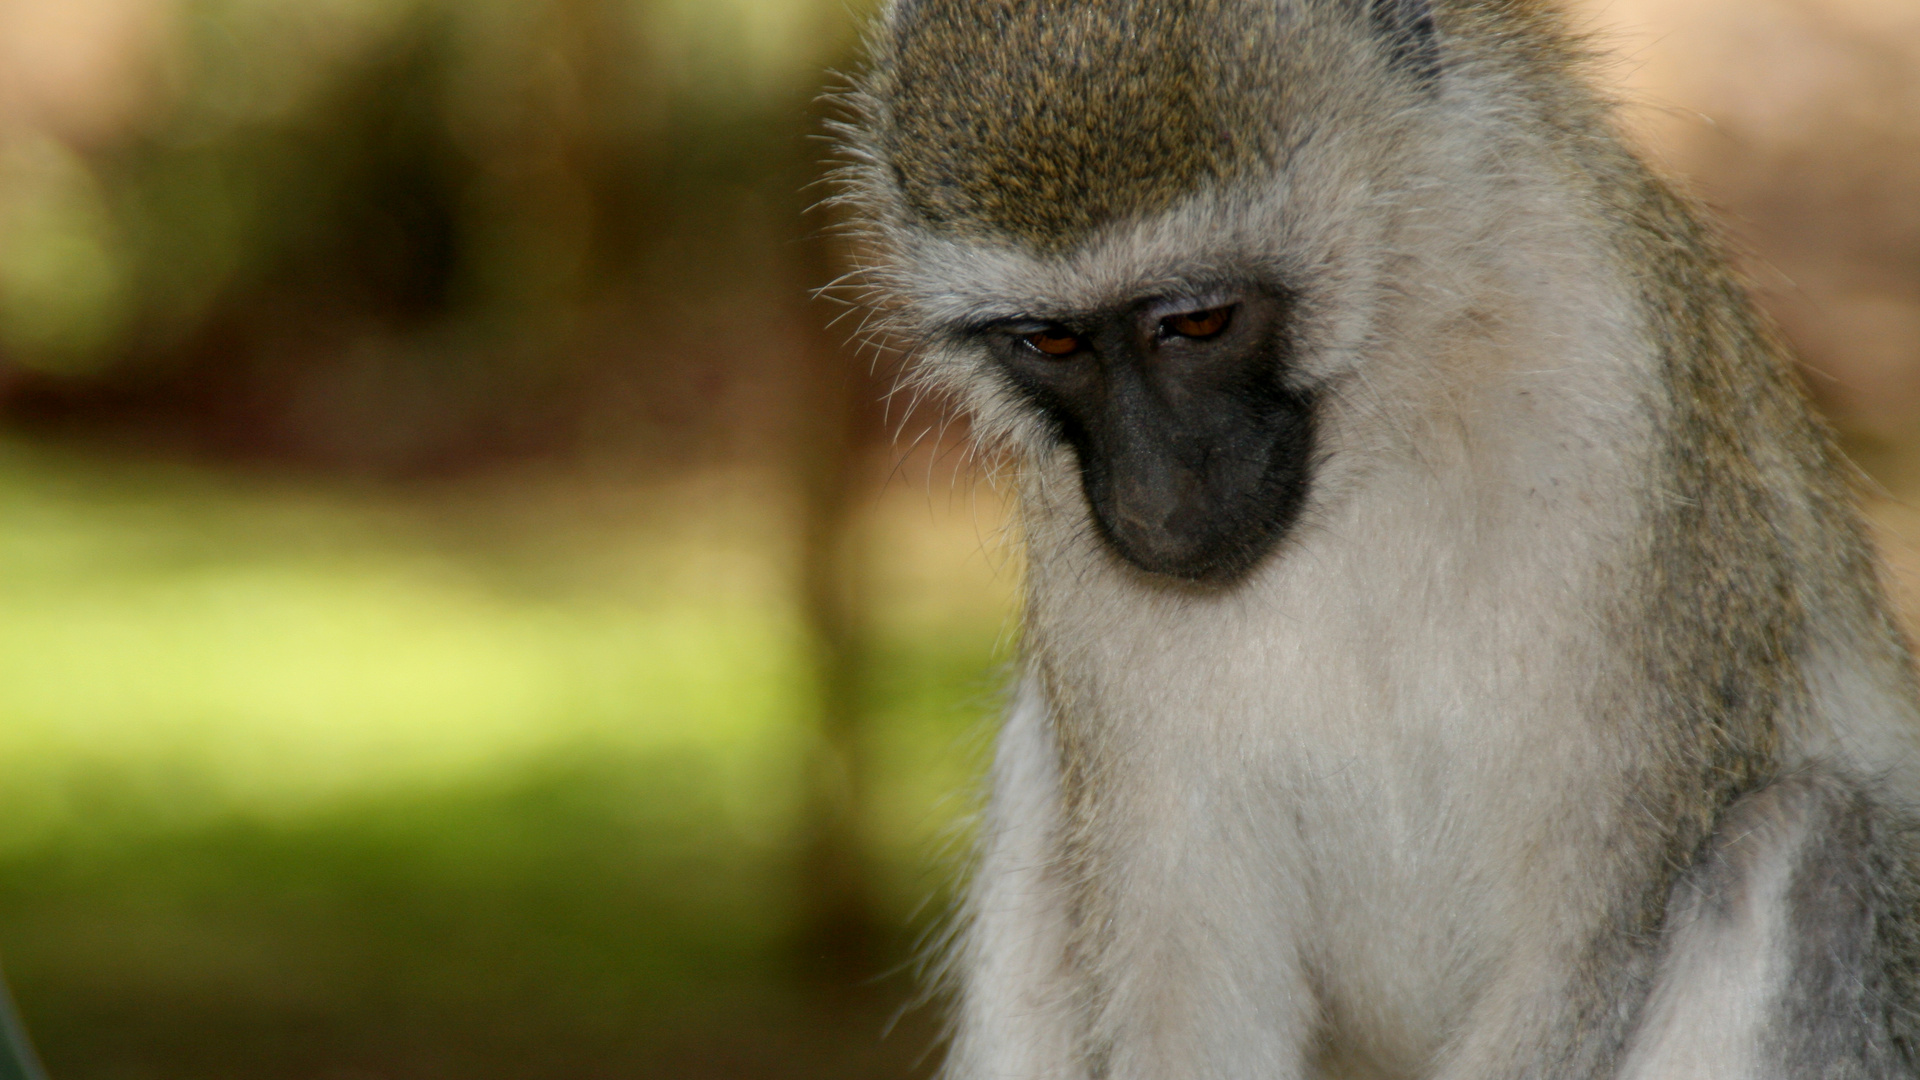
(841, 0), (1586, 584)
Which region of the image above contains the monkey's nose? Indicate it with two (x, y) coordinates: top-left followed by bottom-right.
(1109, 493), (1164, 538)
(1106, 474), (1214, 569)
(1111, 477), (1177, 535)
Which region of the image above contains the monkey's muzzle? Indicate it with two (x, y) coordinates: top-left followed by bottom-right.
(988, 287), (1315, 584)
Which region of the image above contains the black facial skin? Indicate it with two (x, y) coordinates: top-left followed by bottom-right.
(981, 287), (1314, 584)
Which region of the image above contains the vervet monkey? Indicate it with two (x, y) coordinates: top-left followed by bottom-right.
(836, 0), (1920, 1075)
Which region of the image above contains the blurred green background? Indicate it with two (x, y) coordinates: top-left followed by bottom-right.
(0, 0), (1913, 1076)
(0, 0), (1015, 1074)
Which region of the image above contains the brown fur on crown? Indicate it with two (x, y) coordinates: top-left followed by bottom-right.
(852, 0), (1606, 255)
(860, 0), (1351, 252)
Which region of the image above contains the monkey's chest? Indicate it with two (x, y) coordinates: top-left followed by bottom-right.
(1067, 725), (1532, 1059)
(1048, 627), (1607, 1072)
(1034, 512), (1625, 1064)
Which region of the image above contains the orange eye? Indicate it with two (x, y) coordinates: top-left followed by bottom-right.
(1163, 306), (1233, 339)
(1024, 328), (1084, 357)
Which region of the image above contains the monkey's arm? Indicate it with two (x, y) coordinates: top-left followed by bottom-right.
(1617, 770), (1920, 1080)
(1425, 768), (1920, 1080)
(940, 679), (1087, 1080)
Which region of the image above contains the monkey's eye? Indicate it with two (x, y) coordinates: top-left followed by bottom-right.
(1022, 327), (1085, 357)
(1160, 305), (1234, 340)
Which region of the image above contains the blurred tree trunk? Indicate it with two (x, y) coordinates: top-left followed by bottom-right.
(786, 98), (888, 983)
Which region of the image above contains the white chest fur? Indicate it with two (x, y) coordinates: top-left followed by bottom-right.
(1012, 381), (1651, 1071)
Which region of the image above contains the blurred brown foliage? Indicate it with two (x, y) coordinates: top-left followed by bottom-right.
(0, 0), (873, 477)
(1580, 0), (1920, 445)
(0, 2), (921, 1075)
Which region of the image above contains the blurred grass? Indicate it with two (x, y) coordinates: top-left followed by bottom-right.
(0, 437), (1014, 1078)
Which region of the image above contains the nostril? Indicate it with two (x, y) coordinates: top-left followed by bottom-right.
(1110, 479), (1176, 537)
(1108, 483), (1210, 563)
(1111, 498), (1160, 536)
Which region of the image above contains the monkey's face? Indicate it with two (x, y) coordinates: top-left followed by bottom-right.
(846, 0), (1448, 584)
(969, 287), (1313, 583)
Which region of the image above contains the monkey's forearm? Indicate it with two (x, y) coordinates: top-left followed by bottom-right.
(940, 681), (1087, 1080)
